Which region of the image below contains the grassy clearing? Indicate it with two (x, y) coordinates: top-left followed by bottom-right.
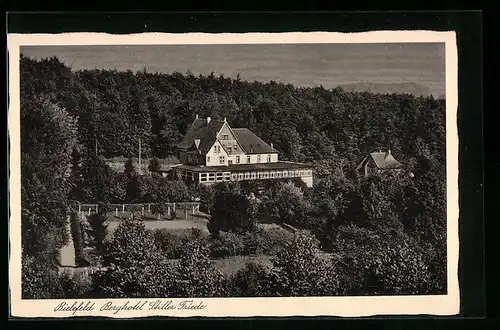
(105, 156), (179, 174)
(105, 217), (210, 239)
(166, 254), (273, 277)
(212, 254), (273, 277)
(104, 210), (207, 222)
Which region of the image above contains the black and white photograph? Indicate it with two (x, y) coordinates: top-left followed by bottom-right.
(8, 31), (459, 318)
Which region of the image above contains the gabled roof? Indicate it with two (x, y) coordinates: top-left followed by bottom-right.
(356, 151), (403, 171)
(232, 128), (278, 155)
(177, 118), (225, 154)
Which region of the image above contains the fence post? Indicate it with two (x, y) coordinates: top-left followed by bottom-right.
(148, 203), (151, 213)
(141, 206), (144, 216)
(192, 206), (195, 215)
(122, 204), (125, 214)
(96, 204), (99, 214)
(115, 208), (118, 217)
(173, 203), (176, 214)
(185, 209), (188, 219)
(167, 206), (171, 217)
(88, 208), (91, 216)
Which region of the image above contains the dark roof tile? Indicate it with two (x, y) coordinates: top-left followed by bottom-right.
(177, 118), (225, 154)
(232, 128), (277, 154)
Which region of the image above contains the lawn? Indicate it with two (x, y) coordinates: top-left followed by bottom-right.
(105, 216), (210, 238)
(212, 254), (273, 276)
(166, 254), (273, 277)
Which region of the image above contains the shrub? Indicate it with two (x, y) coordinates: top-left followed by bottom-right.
(87, 212), (108, 257)
(208, 182), (258, 236)
(254, 227), (295, 255)
(69, 212), (87, 266)
(59, 269), (93, 298)
(210, 231), (246, 259)
(151, 202), (170, 220)
(229, 262), (271, 297)
(173, 240), (228, 297)
(94, 219), (175, 298)
(22, 255), (63, 299)
(260, 182), (311, 228)
(266, 233), (340, 297)
(333, 225), (434, 295)
(148, 157), (161, 173)
(153, 228), (209, 259)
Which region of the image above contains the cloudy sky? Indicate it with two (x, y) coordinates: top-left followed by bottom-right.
(21, 43), (446, 97)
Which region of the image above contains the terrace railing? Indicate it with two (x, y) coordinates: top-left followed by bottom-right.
(70, 201), (201, 219)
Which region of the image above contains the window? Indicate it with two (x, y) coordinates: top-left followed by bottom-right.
(223, 134), (228, 140)
(207, 156), (210, 163)
(257, 155), (261, 163)
(233, 145), (238, 151)
(219, 156), (225, 164)
(236, 156), (240, 163)
(267, 155), (271, 163)
(247, 156), (251, 163)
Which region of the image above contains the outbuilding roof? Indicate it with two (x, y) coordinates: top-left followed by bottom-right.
(356, 150), (403, 171)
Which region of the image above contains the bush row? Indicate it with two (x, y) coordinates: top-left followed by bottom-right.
(152, 227), (294, 259)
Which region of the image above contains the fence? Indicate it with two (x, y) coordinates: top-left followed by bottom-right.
(71, 201), (201, 219)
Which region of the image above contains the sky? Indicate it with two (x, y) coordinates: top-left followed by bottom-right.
(21, 43), (446, 97)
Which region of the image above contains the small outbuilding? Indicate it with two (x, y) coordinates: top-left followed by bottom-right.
(356, 149), (403, 177)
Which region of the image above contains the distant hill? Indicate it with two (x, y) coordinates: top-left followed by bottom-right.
(338, 82), (432, 97)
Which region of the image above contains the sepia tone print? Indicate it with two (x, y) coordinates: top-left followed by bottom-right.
(8, 31), (459, 318)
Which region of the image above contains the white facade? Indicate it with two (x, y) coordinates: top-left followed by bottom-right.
(209, 148), (279, 167)
(205, 140), (229, 166)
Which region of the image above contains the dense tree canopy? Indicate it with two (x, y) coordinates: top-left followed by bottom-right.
(19, 54), (448, 297)
(19, 55), (445, 170)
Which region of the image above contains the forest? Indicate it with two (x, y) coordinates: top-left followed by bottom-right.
(19, 54), (447, 298)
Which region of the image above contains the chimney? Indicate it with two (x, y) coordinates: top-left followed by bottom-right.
(206, 117), (211, 125)
(270, 143), (274, 150)
(224, 117), (227, 123)
(195, 114), (199, 119)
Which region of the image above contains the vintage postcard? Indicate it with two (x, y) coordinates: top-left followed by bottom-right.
(8, 31), (459, 318)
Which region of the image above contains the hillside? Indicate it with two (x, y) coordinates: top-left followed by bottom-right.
(20, 55), (446, 176)
(338, 82), (432, 97)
